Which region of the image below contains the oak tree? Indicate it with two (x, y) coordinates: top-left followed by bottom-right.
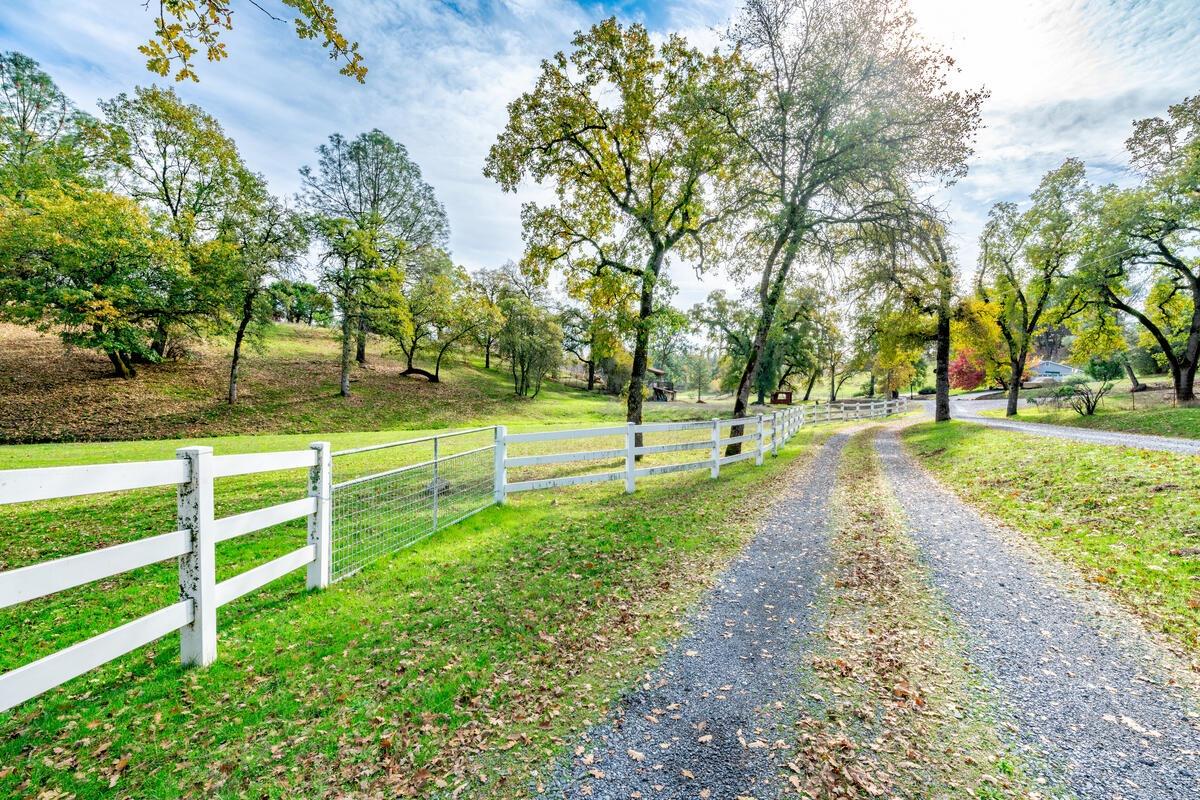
(1075, 97), (1200, 401)
(486, 18), (749, 434)
(722, 0), (983, 427)
(979, 159), (1088, 416)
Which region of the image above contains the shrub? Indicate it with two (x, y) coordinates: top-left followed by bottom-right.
(1058, 377), (1113, 416)
(1085, 356), (1123, 381)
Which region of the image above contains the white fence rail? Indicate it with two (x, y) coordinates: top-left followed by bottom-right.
(0, 397), (909, 711)
(494, 398), (910, 501)
(0, 442), (333, 713)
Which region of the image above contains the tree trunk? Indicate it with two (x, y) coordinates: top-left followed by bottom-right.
(1005, 352), (1026, 417)
(150, 321), (170, 359)
(228, 291), (256, 405)
(107, 350), (135, 379)
(934, 305), (951, 422)
(828, 361), (838, 402)
(626, 254), (662, 430)
(586, 360), (595, 391)
(401, 366), (439, 382)
(730, 223), (803, 455)
(484, 338), (492, 369)
(1179, 361), (1197, 403)
(733, 315), (771, 423)
(432, 341), (456, 383)
(868, 373), (876, 398)
(1177, 286), (1200, 402)
(340, 311), (353, 397)
(627, 286), (652, 427)
(355, 316), (367, 365)
(1123, 360), (1143, 391)
(802, 369), (818, 402)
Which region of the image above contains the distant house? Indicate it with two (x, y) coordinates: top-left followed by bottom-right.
(1028, 360), (1081, 380)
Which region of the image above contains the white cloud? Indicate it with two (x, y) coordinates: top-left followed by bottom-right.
(909, 0), (1198, 272)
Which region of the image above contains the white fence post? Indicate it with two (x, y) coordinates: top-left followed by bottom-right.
(625, 422), (636, 494)
(176, 446), (216, 667)
(772, 412), (780, 455)
(755, 414), (765, 466)
(307, 441), (332, 590)
(494, 425), (507, 505)
(710, 418), (720, 479)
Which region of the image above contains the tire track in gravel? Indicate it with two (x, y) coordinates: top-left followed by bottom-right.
(876, 427), (1200, 800)
(538, 433), (849, 800)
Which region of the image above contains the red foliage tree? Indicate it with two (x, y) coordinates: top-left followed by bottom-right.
(949, 349), (986, 390)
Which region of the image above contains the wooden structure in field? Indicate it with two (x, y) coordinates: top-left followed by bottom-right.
(647, 367), (676, 402)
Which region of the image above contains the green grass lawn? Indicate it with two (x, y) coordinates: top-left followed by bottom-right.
(902, 421), (1200, 661)
(986, 382), (1200, 440)
(0, 416), (832, 798)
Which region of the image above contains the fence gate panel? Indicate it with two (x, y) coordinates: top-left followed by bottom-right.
(329, 428), (496, 582)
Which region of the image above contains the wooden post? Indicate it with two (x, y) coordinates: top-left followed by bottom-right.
(755, 414), (765, 466)
(307, 441), (332, 590)
(772, 412), (780, 455)
(176, 446), (216, 667)
(625, 422), (636, 494)
(494, 426), (507, 505)
(710, 418), (720, 479)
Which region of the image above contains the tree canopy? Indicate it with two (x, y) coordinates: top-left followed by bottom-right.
(485, 17), (750, 430)
(138, 0), (366, 83)
(1074, 96), (1200, 401)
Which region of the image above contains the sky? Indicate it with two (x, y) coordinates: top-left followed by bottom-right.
(0, 0), (1196, 308)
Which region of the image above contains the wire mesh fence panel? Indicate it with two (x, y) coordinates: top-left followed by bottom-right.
(331, 462), (437, 581)
(329, 433), (497, 582)
(435, 446), (495, 529)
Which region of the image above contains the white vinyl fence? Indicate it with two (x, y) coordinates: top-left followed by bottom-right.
(0, 397), (908, 711)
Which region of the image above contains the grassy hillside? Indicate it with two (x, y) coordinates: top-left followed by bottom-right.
(0, 323), (761, 444)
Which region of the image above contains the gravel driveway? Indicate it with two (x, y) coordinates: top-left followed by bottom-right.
(538, 434), (847, 799)
(876, 428), (1200, 800)
(938, 397), (1200, 456)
